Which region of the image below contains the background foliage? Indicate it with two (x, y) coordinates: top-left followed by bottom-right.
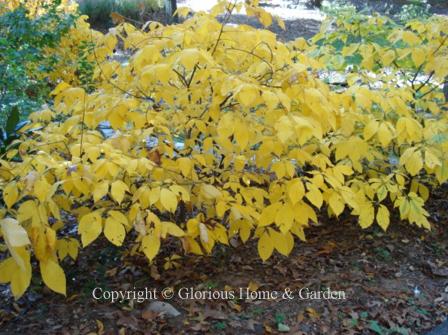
(0, 0), (102, 153)
(0, 1), (74, 126)
(78, 0), (162, 28)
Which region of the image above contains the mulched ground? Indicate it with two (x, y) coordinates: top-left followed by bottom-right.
(1, 185), (447, 334)
(90, 0), (448, 42)
(340, 0), (448, 16)
(224, 14), (321, 41)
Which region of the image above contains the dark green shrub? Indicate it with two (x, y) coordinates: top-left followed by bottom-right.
(0, 1), (75, 131)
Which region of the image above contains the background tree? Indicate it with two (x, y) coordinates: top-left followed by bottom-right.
(164, 0), (177, 23)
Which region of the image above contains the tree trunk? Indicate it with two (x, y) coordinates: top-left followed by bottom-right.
(164, 0), (178, 23)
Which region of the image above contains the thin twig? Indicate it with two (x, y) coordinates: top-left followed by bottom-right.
(211, 1), (237, 56)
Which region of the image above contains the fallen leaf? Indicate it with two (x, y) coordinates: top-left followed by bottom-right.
(145, 301), (181, 317)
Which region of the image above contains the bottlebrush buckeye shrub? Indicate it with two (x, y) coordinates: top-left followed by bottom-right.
(0, 0), (447, 298)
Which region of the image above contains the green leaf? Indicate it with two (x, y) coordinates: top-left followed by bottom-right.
(5, 106), (20, 135)
(369, 320), (384, 334)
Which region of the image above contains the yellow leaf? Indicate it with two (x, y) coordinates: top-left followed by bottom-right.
(234, 155), (246, 172)
(377, 123), (393, 147)
(78, 212), (102, 247)
(165, 222), (185, 237)
(216, 201), (228, 217)
(271, 161), (286, 179)
(402, 31), (420, 45)
(0, 219), (30, 272)
(177, 48), (201, 70)
(381, 50), (395, 66)
(234, 122), (249, 149)
(287, 178), (305, 205)
(109, 210), (129, 228)
(111, 180), (129, 204)
(170, 184), (190, 202)
(48, 199), (61, 221)
(183, 236), (203, 255)
(247, 280), (260, 292)
(342, 44), (359, 56)
(306, 184), (323, 208)
(257, 8), (273, 27)
(160, 188), (178, 212)
(328, 192), (345, 217)
(257, 231), (274, 261)
(141, 233), (160, 262)
(418, 183), (430, 201)
(411, 48), (425, 67)
(0, 218), (30, 247)
(376, 205), (390, 232)
(275, 203), (295, 232)
(93, 181), (109, 202)
(363, 120), (378, 141)
(425, 150), (441, 169)
(178, 157), (192, 177)
(258, 203), (280, 227)
(57, 240), (68, 261)
(0, 258), (15, 283)
(276, 16), (286, 30)
(405, 150), (423, 176)
(3, 182), (19, 208)
(239, 220), (252, 243)
(51, 81), (70, 96)
(67, 239), (79, 260)
(10, 248), (32, 299)
(201, 184), (221, 200)
(237, 84), (259, 107)
(141, 64), (172, 86)
(174, 6), (191, 18)
(359, 202), (375, 229)
(263, 91), (279, 110)
(40, 259), (66, 296)
(269, 229), (294, 256)
(214, 224), (228, 245)
(290, 224), (306, 241)
(34, 178), (52, 202)
(46, 227), (56, 251)
(149, 187), (161, 205)
(17, 200), (37, 223)
(104, 216), (126, 246)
